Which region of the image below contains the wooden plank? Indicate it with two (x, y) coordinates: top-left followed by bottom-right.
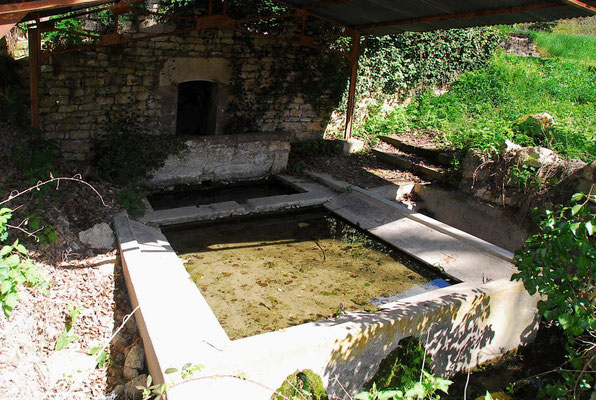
(344, 31), (360, 139)
(28, 27), (41, 129)
(563, 0), (596, 13)
(0, 0), (111, 16)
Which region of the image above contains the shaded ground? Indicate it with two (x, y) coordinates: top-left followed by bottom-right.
(0, 124), (142, 400)
(288, 149), (425, 189)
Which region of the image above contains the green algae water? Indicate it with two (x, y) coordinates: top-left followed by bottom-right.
(164, 209), (448, 339)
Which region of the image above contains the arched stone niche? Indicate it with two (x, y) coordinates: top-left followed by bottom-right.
(158, 58), (232, 136)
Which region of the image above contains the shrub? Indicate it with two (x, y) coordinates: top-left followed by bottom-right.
(513, 190), (595, 399)
(94, 113), (187, 184)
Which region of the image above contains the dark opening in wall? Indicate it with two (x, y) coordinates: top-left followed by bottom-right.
(176, 81), (217, 136)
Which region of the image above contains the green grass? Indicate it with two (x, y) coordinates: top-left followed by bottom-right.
(357, 49), (596, 162)
(531, 31), (596, 66)
(553, 15), (596, 36)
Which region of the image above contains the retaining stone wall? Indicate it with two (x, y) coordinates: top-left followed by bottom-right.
(38, 28), (335, 160)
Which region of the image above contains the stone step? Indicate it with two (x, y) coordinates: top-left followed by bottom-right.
(378, 135), (453, 166)
(372, 148), (447, 181)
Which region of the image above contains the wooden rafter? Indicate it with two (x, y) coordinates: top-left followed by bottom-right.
(0, 0), (112, 16)
(563, 0), (596, 13)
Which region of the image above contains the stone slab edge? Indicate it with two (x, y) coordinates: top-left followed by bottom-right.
(305, 170), (514, 262)
(114, 213), (539, 400)
(113, 212), (230, 388)
(141, 179), (335, 227)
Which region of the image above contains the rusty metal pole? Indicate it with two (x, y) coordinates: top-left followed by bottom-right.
(344, 31), (360, 140)
(28, 27), (41, 129)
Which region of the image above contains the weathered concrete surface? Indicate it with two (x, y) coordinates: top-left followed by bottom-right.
(141, 174), (335, 226)
(325, 191), (516, 282)
(306, 171), (515, 264)
(114, 212), (539, 399)
(149, 133), (291, 187)
(114, 176), (537, 400)
(412, 184), (529, 252)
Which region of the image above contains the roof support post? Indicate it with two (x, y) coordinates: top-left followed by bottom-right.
(28, 26), (41, 129)
(344, 30), (360, 140)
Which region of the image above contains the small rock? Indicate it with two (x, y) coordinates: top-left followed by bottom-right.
(499, 139), (521, 155)
(462, 149), (491, 181)
(111, 332), (128, 352)
(79, 223), (115, 249)
(516, 146), (562, 169)
(531, 112), (555, 128)
(123, 366), (139, 381)
(582, 161), (595, 181)
(124, 374), (147, 400)
(124, 343), (145, 371)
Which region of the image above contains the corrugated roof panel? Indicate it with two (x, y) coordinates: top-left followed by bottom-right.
(288, 0), (596, 33)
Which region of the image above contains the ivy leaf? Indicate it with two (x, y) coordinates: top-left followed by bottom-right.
(571, 204), (582, 216)
(164, 368), (178, 374)
(585, 220), (594, 236)
(570, 193), (584, 202)
(4, 292), (18, 308)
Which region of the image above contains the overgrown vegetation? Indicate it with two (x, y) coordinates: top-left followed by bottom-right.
(93, 112), (187, 184)
(356, 51), (596, 162)
(358, 337), (452, 400)
(0, 208), (46, 317)
(354, 28), (502, 103)
(513, 190), (595, 399)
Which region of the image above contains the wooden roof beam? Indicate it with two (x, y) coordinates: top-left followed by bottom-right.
(0, 0), (114, 16)
(563, 0), (596, 13)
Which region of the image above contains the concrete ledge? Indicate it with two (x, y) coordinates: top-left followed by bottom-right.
(141, 177), (336, 226)
(116, 214), (539, 399)
(305, 170), (514, 263)
(115, 176), (538, 400)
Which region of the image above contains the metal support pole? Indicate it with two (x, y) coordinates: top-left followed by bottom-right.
(344, 31), (360, 140)
(28, 27), (41, 129)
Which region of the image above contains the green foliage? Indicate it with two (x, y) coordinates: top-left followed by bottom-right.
(55, 304), (82, 351)
(137, 363), (204, 400)
(94, 113), (187, 184)
(531, 31), (596, 66)
(0, 208), (46, 317)
(397, 52), (595, 162)
(513, 191), (595, 399)
(273, 370), (328, 400)
(359, 337), (452, 400)
(26, 214), (58, 245)
(88, 344), (110, 368)
(354, 105), (411, 145)
(513, 192), (595, 337)
(355, 28), (502, 102)
(42, 17), (87, 51)
(11, 138), (60, 184)
(117, 188), (146, 218)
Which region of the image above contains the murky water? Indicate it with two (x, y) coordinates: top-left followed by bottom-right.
(164, 210), (449, 339)
(148, 178), (298, 210)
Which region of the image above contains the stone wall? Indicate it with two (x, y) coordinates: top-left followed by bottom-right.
(37, 26), (341, 160)
(148, 133), (291, 187)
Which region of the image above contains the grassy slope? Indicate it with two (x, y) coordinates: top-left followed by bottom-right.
(356, 24), (596, 162)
